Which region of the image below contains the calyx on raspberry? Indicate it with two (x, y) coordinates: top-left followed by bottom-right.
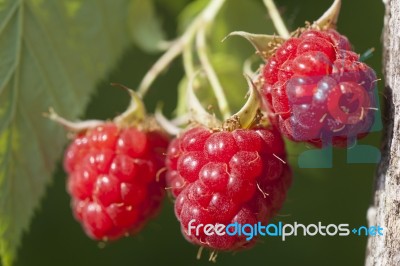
(187, 74), (263, 131)
(49, 88), (168, 241)
(165, 78), (292, 252)
(229, 0), (378, 147)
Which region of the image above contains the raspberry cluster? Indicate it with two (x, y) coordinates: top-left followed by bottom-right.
(64, 123), (168, 240)
(261, 29), (377, 146)
(166, 126), (291, 251)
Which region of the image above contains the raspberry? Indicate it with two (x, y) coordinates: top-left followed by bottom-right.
(260, 29), (377, 147)
(64, 123), (168, 241)
(166, 126), (291, 251)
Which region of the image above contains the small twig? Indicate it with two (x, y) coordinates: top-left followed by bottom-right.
(43, 107), (103, 132)
(137, 37), (186, 98)
(183, 44), (195, 78)
(154, 105), (182, 135)
(263, 0), (290, 38)
(196, 26), (231, 119)
(137, 0), (226, 98)
(171, 114), (190, 125)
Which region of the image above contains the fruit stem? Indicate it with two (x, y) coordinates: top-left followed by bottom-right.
(263, 0), (290, 38)
(187, 71), (222, 128)
(113, 89), (146, 127)
(155, 104), (182, 135)
(183, 44), (195, 78)
(137, 0), (226, 98)
(196, 26), (231, 120)
(44, 108), (104, 132)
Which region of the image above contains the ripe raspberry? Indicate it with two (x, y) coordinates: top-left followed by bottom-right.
(64, 123), (168, 241)
(260, 29), (377, 147)
(166, 126), (291, 251)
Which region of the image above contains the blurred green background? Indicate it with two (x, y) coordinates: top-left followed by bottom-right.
(13, 0), (384, 265)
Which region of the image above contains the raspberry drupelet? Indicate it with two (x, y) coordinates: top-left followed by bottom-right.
(166, 125), (291, 251)
(51, 88), (171, 241)
(64, 123), (168, 241)
(260, 29), (377, 147)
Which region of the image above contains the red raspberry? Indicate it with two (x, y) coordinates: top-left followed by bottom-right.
(166, 126), (291, 251)
(64, 123), (168, 241)
(260, 29), (377, 147)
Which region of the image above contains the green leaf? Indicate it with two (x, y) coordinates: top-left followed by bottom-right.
(129, 0), (166, 53)
(0, 0), (132, 265)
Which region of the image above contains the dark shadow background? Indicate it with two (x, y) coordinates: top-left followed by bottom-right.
(13, 0), (384, 265)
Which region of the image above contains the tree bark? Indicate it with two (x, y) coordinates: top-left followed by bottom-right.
(366, 0), (400, 265)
